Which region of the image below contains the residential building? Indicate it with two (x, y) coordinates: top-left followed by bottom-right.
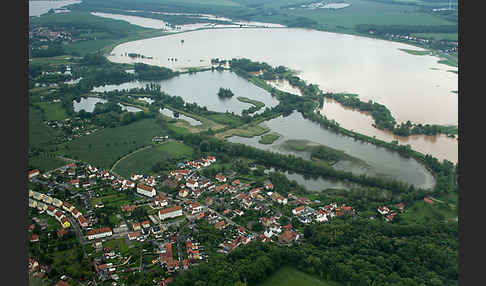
(155, 194), (168, 207)
(87, 227), (112, 240)
(159, 205), (183, 221)
(137, 184), (156, 197)
(29, 169), (40, 179)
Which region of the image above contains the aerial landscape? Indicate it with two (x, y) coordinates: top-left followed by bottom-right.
(28, 0), (458, 285)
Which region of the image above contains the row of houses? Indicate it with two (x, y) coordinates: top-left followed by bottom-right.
(29, 190), (88, 228)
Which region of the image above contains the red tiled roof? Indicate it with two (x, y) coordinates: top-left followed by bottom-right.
(159, 205), (182, 215)
(137, 184), (153, 192)
(87, 227), (112, 236)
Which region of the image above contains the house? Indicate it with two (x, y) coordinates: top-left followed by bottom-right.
(178, 188), (189, 198)
(160, 277), (174, 286)
(62, 202), (75, 213)
(132, 222), (141, 231)
(182, 259), (189, 270)
(424, 197), (435, 205)
(264, 183), (274, 190)
(131, 173), (143, 181)
(87, 227), (112, 240)
(141, 220), (151, 228)
(170, 169), (190, 177)
(28, 169), (40, 179)
(41, 195), (53, 204)
(52, 198), (63, 207)
(77, 215), (88, 228)
(71, 208), (82, 219)
(32, 191), (44, 201)
(121, 204), (137, 213)
(70, 179), (80, 188)
(215, 173), (227, 183)
(377, 206), (390, 215)
(128, 231), (141, 240)
(47, 206), (56, 216)
(385, 212), (397, 222)
(56, 281), (71, 286)
(234, 209), (244, 216)
(155, 194), (168, 207)
(82, 181), (90, 188)
(297, 197), (311, 205)
(278, 230), (299, 244)
(215, 184), (228, 192)
(271, 192), (287, 205)
(232, 179), (241, 186)
(215, 220), (226, 230)
(316, 211), (328, 222)
(37, 202), (48, 211)
(394, 202), (405, 211)
(264, 229), (274, 238)
(29, 199), (38, 208)
(137, 184), (156, 197)
(54, 211), (65, 223)
(159, 205), (183, 221)
(185, 179), (198, 191)
(292, 205), (306, 215)
(30, 234), (40, 242)
(189, 202), (203, 215)
(206, 156), (216, 163)
(60, 217), (71, 228)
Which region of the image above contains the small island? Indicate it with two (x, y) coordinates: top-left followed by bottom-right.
(218, 87), (234, 98)
(258, 133), (280, 144)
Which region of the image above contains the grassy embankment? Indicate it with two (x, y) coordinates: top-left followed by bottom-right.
(236, 96), (265, 109)
(113, 141), (194, 178)
(161, 106), (226, 134)
(281, 139), (364, 166)
(258, 133), (280, 145)
(61, 118), (168, 169)
(255, 266), (342, 286)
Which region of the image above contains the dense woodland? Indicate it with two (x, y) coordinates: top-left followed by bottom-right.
(171, 218), (457, 286)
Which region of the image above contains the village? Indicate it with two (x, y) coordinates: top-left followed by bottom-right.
(28, 151), (413, 286)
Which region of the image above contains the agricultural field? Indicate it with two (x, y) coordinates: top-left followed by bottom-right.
(36, 102), (68, 121)
(256, 266), (342, 286)
(29, 107), (60, 148)
(61, 118), (169, 169)
(113, 141), (194, 177)
(411, 32), (458, 41)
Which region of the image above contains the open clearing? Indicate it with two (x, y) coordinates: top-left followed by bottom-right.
(113, 141), (194, 177)
(62, 118), (168, 169)
(256, 266), (341, 286)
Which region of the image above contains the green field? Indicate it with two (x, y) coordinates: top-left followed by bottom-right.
(36, 102), (68, 121)
(62, 118), (168, 169)
(256, 266), (341, 286)
(113, 141), (194, 177)
(104, 238), (131, 255)
(399, 192), (458, 224)
(29, 107), (60, 148)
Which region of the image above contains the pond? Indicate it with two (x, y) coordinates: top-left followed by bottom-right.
(73, 97), (106, 113)
(228, 111), (435, 189)
(159, 108), (202, 126)
(264, 167), (357, 192)
(92, 70), (279, 115)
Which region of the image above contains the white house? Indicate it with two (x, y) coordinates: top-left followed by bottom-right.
(29, 199), (37, 208)
(154, 194), (168, 207)
(159, 205), (183, 221)
(185, 179), (199, 191)
(377, 206), (390, 215)
(28, 169), (40, 179)
(292, 205), (306, 215)
(52, 198), (63, 208)
(137, 184), (156, 197)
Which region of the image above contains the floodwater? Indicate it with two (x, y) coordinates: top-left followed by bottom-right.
(321, 98), (458, 163)
(92, 70), (279, 115)
(264, 168), (357, 192)
(29, 0), (81, 17)
(91, 12), (285, 32)
(159, 108), (202, 126)
(107, 28), (457, 126)
(72, 97), (106, 113)
(228, 111), (435, 189)
(265, 79), (303, 96)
